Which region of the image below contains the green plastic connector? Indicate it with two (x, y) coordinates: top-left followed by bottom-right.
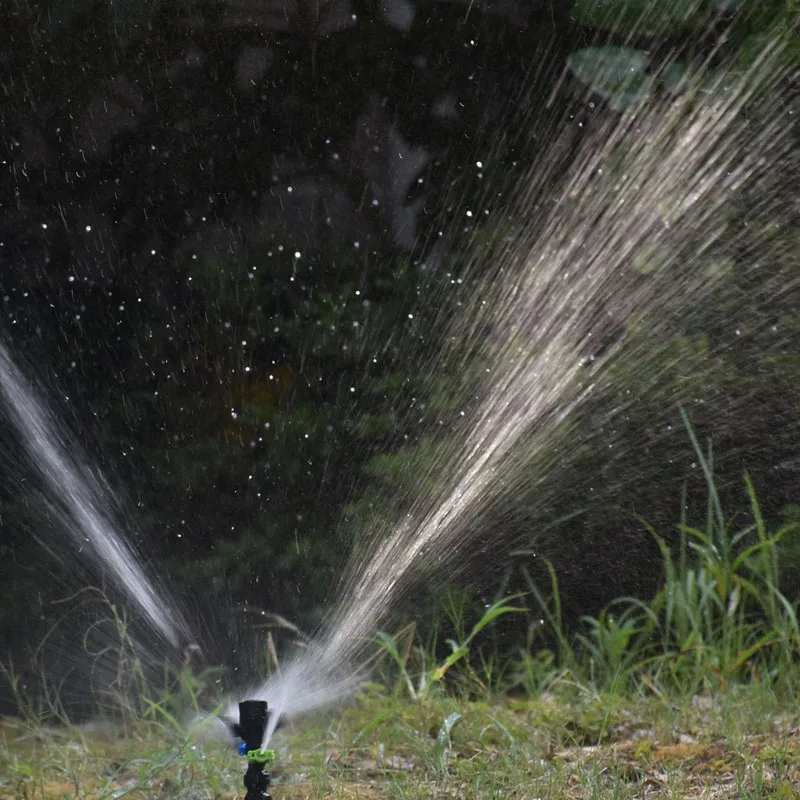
(246, 748), (275, 764)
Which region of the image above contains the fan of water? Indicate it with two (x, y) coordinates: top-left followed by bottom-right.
(241, 46), (798, 745)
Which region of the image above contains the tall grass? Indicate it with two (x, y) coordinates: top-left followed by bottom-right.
(375, 595), (524, 700)
(517, 412), (800, 697)
(2, 586), (225, 738)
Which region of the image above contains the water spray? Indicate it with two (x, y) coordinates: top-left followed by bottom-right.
(245, 40), (798, 714)
(230, 700), (275, 800)
(0, 344), (190, 648)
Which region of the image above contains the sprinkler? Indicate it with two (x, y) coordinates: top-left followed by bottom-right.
(231, 700), (275, 800)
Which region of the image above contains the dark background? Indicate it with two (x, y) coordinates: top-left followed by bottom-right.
(1, 0), (798, 710)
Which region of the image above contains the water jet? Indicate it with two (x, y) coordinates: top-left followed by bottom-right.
(0, 346), (188, 649)
(237, 40), (798, 743)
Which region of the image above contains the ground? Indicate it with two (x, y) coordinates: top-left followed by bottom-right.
(3, 682), (800, 799)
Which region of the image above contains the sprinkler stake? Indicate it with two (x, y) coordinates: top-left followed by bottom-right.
(233, 700), (275, 800)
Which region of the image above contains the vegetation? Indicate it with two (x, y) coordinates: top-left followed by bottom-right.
(5, 446), (800, 796)
(7, 683), (800, 799)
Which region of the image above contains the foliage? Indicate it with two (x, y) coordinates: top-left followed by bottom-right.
(567, 47), (654, 111)
(368, 434), (800, 701)
(1, 586), (226, 734)
(514, 417), (800, 698)
(568, 0), (799, 110)
(0, 0), (549, 669)
(374, 594), (524, 700)
(571, 0), (699, 37)
(147, 244), (458, 623)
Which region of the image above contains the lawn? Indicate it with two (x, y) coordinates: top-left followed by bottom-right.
(4, 681), (800, 799)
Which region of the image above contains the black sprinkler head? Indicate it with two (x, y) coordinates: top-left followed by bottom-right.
(232, 700), (275, 800)
(236, 700), (269, 753)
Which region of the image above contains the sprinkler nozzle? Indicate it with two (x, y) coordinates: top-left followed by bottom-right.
(233, 700), (274, 800)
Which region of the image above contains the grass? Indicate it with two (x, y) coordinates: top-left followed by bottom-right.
(5, 683), (800, 798)
(5, 420), (800, 798)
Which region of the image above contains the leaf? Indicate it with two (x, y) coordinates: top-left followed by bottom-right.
(438, 711), (462, 745)
(661, 61), (688, 94)
(435, 712), (463, 772)
(632, 243), (672, 274)
(465, 597), (525, 643)
(731, 534), (785, 574)
(714, 0), (744, 11)
(726, 631), (784, 675)
(374, 631), (402, 666)
(567, 47), (654, 111)
(440, 712), (462, 739)
(678, 524), (713, 550)
(571, 0), (700, 37)
(351, 709), (396, 746)
(433, 646), (469, 681)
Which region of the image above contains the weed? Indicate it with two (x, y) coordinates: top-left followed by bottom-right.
(374, 595), (523, 701)
(515, 412), (800, 699)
